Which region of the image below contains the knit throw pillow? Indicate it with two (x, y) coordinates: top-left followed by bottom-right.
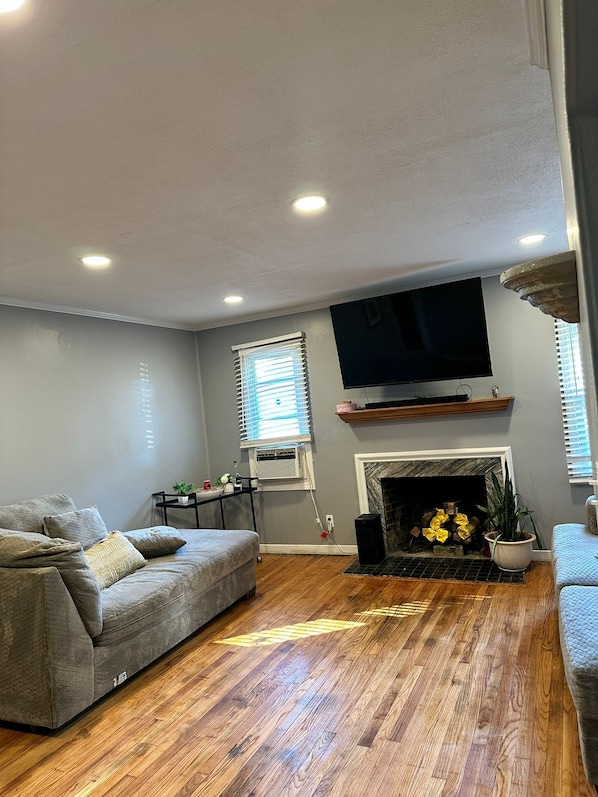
(84, 531), (146, 589)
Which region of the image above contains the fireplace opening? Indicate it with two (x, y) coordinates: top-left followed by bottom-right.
(381, 474), (488, 556)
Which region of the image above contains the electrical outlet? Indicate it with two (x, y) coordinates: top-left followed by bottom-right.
(326, 514), (334, 532)
(113, 671), (127, 687)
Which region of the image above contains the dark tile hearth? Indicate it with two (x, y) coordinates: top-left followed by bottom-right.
(344, 554), (525, 584)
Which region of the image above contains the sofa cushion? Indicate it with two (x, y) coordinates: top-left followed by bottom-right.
(84, 531), (146, 589)
(96, 529), (259, 647)
(0, 528), (102, 637)
(44, 505), (108, 550)
(0, 494), (77, 534)
(559, 586), (598, 718)
(552, 522), (598, 592)
(558, 584), (598, 784)
(123, 526), (187, 558)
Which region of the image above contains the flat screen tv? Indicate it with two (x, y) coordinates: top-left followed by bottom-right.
(329, 277), (492, 389)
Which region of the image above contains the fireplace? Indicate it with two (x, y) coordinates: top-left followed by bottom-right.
(355, 447), (512, 556)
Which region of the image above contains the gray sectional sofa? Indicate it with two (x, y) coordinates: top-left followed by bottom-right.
(552, 496), (598, 785)
(0, 493), (259, 729)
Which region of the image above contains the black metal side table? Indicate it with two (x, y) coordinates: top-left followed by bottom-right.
(152, 478), (261, 560)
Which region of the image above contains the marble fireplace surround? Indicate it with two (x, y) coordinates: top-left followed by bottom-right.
(354, 447), (514, 554)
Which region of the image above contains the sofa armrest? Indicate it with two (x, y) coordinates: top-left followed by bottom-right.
(0, 566), (94, 728)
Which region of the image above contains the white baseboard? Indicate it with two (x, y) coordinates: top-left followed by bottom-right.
(259, 543), (358, 556)
(259, 544), (552, 561)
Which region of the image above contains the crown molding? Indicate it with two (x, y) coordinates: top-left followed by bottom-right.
(522, 0), (549, 69)
(0, 296), (195, 331)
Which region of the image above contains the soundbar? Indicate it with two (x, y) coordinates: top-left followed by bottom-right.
(364, 394), (468, 410)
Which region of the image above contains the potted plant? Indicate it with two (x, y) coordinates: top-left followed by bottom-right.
(172, 480), (194, 504)
(478, 464), (544, 572)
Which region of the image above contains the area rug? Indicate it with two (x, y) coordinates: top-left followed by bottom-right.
(343, 555), (525, 584)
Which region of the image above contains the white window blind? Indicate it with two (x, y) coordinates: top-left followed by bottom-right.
(555, 318), (592, 481)
(232, 332), (312, 448)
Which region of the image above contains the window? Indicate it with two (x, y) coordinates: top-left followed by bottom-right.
(232, 332), (312, 448)
(555, 318), (592, 481)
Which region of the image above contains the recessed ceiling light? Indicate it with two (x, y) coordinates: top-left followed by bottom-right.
(0, 0), (26, 12)
(291, 195), (328, 213)
(518, 234), (546, 245)
(224, 295), (243, 304)
(80, 255), (112, 269)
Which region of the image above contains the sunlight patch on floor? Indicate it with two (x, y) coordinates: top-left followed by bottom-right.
(357, 594), (491, 619)
(215, 619), (367, 647)
(358, 601), (432, 618)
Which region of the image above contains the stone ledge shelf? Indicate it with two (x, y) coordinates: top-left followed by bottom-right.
(336, 396), (514, 423)
(500, 251), (579, 323)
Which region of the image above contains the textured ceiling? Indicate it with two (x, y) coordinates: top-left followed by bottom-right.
(0, 0), (568, 330)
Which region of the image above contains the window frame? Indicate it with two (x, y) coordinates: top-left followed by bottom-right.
(554, 318), (592, 482)
(232, 331), (313, 450)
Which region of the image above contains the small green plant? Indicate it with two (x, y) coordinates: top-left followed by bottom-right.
(477, 463), (543, 547)
(172, 480), (194, 495)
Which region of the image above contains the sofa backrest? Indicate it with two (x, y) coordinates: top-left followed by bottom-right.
(0, 494), (77, 534)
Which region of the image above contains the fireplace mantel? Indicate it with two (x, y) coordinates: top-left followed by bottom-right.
(336, 396), (513, 423)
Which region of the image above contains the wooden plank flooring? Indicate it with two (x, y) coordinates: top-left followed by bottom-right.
(0, 555), (594, 796)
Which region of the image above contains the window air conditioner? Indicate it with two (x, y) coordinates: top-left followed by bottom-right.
(255, 446), (303, 480)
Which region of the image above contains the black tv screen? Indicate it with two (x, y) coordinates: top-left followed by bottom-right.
(330, 277), (492, 389)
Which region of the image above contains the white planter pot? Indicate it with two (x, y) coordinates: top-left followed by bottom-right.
(222, 483), (234, 494)
(177, 495), (189, 505)
(484, 531), (536, 572)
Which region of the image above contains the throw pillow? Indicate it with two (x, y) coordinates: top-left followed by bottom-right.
(123, 526), (187, 558)
(84, 531), (146, 589)
(0, 528), (102, 638)
(44, 505), (108, 550)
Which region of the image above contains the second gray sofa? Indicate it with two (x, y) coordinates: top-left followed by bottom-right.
(552, 495), (598, 785)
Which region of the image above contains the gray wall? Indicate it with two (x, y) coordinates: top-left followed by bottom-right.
(1, 274), (590, 546)
(0, 306), (208, 530)
(197, 276), (591, 548)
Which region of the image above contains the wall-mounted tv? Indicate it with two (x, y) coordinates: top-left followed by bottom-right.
(329, 277), (492, 389)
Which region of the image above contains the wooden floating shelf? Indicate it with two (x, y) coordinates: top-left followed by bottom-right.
(335, 396), (514, 424)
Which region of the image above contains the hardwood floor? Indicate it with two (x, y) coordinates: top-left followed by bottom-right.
(0, 555), (594, 796)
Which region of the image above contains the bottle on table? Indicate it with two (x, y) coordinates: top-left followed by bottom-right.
(233, 460), (243, 491)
